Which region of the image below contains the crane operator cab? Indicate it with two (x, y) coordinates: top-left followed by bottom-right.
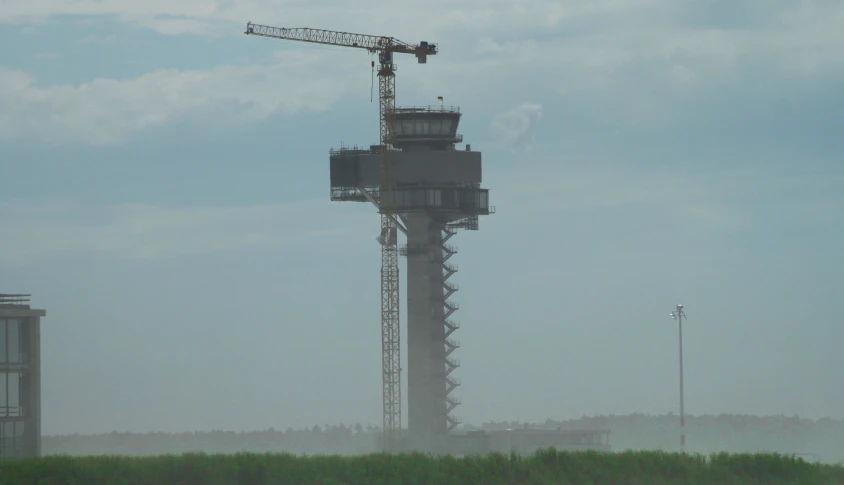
(416, 41), (436, 63)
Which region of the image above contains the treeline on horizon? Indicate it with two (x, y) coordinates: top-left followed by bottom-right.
(43, 414), (844, 464)
(4, 450), (844, 485)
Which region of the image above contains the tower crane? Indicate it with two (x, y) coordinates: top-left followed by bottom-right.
(244, 22), (438, 451)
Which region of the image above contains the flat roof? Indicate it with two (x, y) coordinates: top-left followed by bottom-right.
(0, 294), (45, 316)
(0, 307), (46, 317)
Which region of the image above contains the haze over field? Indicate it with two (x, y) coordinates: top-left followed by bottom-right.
(42, 415), (844, 464)
(1, 0), (842, 439)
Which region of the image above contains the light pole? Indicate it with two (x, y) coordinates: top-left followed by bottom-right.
(670, 304), (687, 454)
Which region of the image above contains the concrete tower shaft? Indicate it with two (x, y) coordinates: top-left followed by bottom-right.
(404, 213), (463, 437)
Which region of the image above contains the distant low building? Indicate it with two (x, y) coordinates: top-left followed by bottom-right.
(395, 427), (612, 456)
(485, 427), (612, 455)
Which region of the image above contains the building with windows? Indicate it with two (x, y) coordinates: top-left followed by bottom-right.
(0, 294), (45, 459)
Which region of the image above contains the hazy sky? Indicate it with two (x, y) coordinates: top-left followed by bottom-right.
(1, 0), (842, 436)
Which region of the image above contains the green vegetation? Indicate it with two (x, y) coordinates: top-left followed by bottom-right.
(2, 450), (843, 485)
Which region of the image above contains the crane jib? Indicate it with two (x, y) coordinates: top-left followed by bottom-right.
(244, 22), (437, 57)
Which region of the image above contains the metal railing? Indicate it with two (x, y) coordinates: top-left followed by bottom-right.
(0, 294), (29, 305)
(394, 134), (463, 143)
(328, 144), (378, 156)
(391, 105), (460, 114)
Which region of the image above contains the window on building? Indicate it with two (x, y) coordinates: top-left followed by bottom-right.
(0, 421), (24, 458)
(7, 320), (19, 364)
(0, 319), (6, 363)
(0, 372), (21, 418)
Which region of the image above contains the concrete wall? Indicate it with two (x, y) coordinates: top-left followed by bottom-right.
(405, 214), (449, 438)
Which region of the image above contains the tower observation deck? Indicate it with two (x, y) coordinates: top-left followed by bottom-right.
(329, 105), (492, 451)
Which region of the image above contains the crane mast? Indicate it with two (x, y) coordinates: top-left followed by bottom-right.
(377, 56), (402, 452)
(244, 22), (437, 451)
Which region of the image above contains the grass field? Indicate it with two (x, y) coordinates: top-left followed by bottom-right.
(1, 449), (843, 485)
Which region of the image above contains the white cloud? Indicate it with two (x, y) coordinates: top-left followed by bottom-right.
(0, 49), (368, 145)
(0, 200), (367, 265)
(474, 37), (540, 56)
(490, 103), (543, 152)
(3, 0), (843, 66)
(447, 2), (841, 78)
(671, 203), (736, 232)
(34, 51), (61, 59)
(0, 0), (650, 37)
(1, 0), (842, 146)
(502, 164), (705, 213)
(498, 165), (844, 236)
(135, 16), (218, 36)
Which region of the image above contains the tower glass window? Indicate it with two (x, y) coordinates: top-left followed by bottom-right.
(429, 119), (442, 136)
(1, 372), (21, 417)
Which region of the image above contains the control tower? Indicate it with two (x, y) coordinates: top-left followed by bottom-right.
(329, 105), (492, 450)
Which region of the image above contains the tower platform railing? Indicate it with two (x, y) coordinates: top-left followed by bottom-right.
(391, 105), (460, 114)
